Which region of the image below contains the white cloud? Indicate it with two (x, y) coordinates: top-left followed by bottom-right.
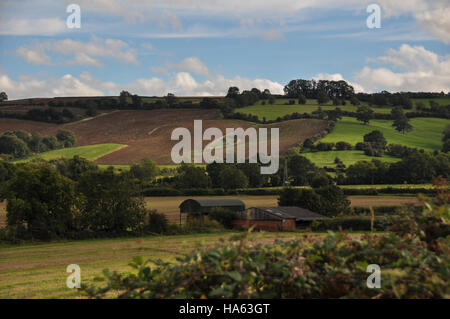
(68, 53), (103, 67)
(354, 44), (450, 92)
(170, 57), (210, 76)
(0, 18), (66, 36)
(17, 46), (52, 65)
(415, 8), (450, 44)
(0, 70), (285, 99)
(16, 37), (139, 66)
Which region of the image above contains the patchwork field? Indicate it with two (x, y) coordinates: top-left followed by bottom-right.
(0, 109), (327, 165)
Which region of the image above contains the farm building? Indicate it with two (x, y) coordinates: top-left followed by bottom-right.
(234, 207), (327, 231)
(179, 198), (245, 224)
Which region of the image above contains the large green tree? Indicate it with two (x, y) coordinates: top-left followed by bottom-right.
(56, 129), (76, 147)
(0, 134), (30, 159)
(218, 166), (248, 190)
(391, 106), (413, 134)
(129, 158), (159, 183)
(3, 165), (77, 239)
(176, 164), (210, 188)
(76, 169), (146, 233)
(356, 105), (374, 125)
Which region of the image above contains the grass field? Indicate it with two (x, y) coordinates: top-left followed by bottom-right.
(304, 150), (401, 167)
(301, 116), (448, 167)
(239, 100), (358, 121)
(15, 144), (126, 163)
(0, 231), (321, 298)
(321, 117), (448, 151)
(238, 98), (450, 121)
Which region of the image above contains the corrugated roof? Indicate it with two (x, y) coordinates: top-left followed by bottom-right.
(248, 207), (327, 221)
(179, 198), (245, 208)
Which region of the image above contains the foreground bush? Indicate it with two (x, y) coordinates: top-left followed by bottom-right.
(84, 200), (449, 299)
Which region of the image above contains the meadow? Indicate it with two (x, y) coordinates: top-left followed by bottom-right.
(0, 231), (318, 298)
(304, 150), (400, 167)
(299, 116), (449, 167)
(321, 117), (448, 151)
(238, 97), (450, 121)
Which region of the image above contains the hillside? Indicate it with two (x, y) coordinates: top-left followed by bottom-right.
(0, 109), (328, 165)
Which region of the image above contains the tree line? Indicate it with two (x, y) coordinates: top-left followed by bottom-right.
(0, 129), (76, 160)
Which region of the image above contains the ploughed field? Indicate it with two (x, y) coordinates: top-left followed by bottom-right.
(0, 109), (328, 165)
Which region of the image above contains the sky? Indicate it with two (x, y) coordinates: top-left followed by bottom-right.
(0, 0), (449, 99)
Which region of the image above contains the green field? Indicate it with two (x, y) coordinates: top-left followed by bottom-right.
(239, 99), (356, 121)
(412, 97), (450, 107)
(238, 98), (450, 121)
(304, 150), (401, 167)
(0, 232), (313, 299)
(15, 144), (126, 163)
(302, 116), (449, 167)
(321, 117), (448, 151)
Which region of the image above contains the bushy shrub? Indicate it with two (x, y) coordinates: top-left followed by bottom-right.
(146, 210), (168, 234)
(335, 141), (352, 150)
(316, 142), (334, 151)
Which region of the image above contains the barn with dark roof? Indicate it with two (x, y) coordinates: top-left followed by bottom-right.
(234, 207), (327, 231)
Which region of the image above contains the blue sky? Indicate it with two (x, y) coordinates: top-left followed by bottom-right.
(0, 0), (449, 99)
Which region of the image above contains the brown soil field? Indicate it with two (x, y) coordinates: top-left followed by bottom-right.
(0, 109), (328, 164)
(349, 196), (420, 207)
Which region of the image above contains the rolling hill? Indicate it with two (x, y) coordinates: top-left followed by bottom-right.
(0, 109), (328, 165)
